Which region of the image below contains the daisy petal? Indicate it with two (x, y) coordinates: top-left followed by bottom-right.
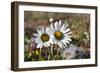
(37, 43), (42, 48)
(33, 34), (38, 37)
(54, 21), (58, 31)
(58, 20), (62, 30)
(60, 24), (66, 32)
(41, 27), (45, 33)
(64, 28), (70, 33)
(57, 42), (63, 49)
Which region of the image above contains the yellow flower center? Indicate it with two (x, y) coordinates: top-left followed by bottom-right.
(41, 33), (50, 42)
(54, 31), (63, 40)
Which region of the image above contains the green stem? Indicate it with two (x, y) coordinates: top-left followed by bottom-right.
(39, 48), (41, 60)
(56, 48), (60, 59)
(57, 48), (59, 55)
(61, 49), (64, 60)
(47, 47), (51, 60)
(51, 45), (53, 57)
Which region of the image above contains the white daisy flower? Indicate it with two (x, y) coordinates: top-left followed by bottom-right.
(50, 20), (72, 48)
(33, 27), (52, 48)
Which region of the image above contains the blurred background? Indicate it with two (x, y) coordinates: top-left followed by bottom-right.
(24, 11), (90, 61)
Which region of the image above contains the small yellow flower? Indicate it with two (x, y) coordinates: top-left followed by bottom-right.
(35, 50), (39, 55)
